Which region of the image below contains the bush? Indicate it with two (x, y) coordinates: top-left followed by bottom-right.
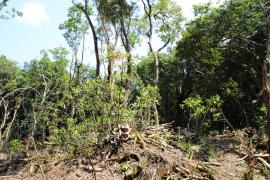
(181, 95), (223, 135)
(48, 78), (160, 154)
(8, 139), (24, 155)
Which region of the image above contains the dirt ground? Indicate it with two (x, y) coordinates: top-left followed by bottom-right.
(0, 127), (269, 180)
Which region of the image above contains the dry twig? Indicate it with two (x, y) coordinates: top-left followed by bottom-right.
(257, 157), (270, 169)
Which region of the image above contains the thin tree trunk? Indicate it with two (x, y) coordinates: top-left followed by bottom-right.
(153, 52), (159, 86)
(118, 0), (132, 76)
(107, 54), (113, 84)
(267, 27), (270, 152)
(153, 102), (159, 125)
(84, 12), (100, 78)
(142, 0), (160, 125)
(73, 0), (100, 78)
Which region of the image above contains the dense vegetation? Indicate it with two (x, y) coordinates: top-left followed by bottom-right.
(1, 0), (270, 178)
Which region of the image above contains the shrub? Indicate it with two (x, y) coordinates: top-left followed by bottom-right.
(181, 95), (223, 135)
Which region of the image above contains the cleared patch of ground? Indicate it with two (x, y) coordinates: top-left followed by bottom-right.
(0, 125), (269, 180)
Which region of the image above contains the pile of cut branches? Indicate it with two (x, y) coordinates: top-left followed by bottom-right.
(88, 123), (220, 179)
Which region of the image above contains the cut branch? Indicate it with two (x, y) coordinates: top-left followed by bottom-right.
(257, 157), (270, 169)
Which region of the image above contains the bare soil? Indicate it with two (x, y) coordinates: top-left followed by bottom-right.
(0, 126), (269, 180)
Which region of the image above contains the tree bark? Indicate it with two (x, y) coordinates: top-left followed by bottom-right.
(83, 11), (100, 78)
(73, 0), (100, 78)
(153, 52), (159, 86)
(118, 0), (132, 76)
(259, 0), (270, 152)
(263, 30), (270, 152)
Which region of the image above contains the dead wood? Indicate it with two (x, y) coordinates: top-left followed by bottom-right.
(257, 157), (270, 169)
(254, 153), (270, 158)
(79, 165), (103, 172)
(202, 162), (221, 166)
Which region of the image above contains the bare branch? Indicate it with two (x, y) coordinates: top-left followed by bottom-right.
(147, 42), (154, 53)
(257, 157), (270, 169)
(158, 38), (171, 52)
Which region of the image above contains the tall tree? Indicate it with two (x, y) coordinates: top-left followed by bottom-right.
(172, 0), (265, 132)
(141, 0), (183, 86)
(60, 6), (89, 117)
(117, 0), (133, 76)
(72, 0), (101, 78)
(59, 5), (89, 83)
(259, 0), (270, 152)
(140, 0), (182, 125)
(96, 0), (120, 84)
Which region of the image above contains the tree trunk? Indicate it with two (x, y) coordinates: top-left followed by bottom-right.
(153, 52), (159, 86)
(153, 102), (159, 125)
(118, 0), (132, 76)
(84, 12), (100, 78)
(258, 0), (270, 153)
(264, 88), (270, 152)
(73, 0), (100, 78)
(262, 19), (270, 152)
(263, 26), (270, 152)
(106, 44), (113, 85)
(153, 53), (159, 125)
(107, 57), (112, 84)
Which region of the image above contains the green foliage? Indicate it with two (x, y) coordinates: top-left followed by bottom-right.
(121, 162), (131, 172)
(140, 0), (183, 45)
(137, 0), (266, 131)
(50, 118), (98, 155)
(59, 5), (89, 50)
(256, 105), (267, 128)
(47, 76), (159, 154)
(0, 55), (25, 90)
(137, 53), (180, 120)
(0, 0), (22, 20)
(133, 85), (160, 125)
(0, 45), (162, 154)
(197, 136), (217, 161)
(181, 95), (223, 134)
(97, 0), (132, 24)
(174, 133), (190, 151)
(255, 163), (270, 179)
(8, 139), (23, 155)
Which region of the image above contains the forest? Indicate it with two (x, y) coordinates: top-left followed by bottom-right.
(0, 0), (270, 179)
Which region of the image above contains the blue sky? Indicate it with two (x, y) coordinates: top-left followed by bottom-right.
(0, 0), (72, 65)
(0, 0), (217, 66)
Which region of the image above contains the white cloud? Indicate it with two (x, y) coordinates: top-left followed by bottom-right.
(18, 2), (50, 28)
(176, 0), (223, 19)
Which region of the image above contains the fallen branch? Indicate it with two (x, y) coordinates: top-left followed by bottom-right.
(177, 165), (191, 174)
(79, 165), (103, 172)
(254, 153), (270, 158)
(238, 153), (270, 161)
(136, 132), (147, 148)
(197, 163), (218, 180)
(189, 174), (209, 180)
(202, 162), (221, 166)
(237, 155), (248, 161)
(257, 157), (270, 169)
